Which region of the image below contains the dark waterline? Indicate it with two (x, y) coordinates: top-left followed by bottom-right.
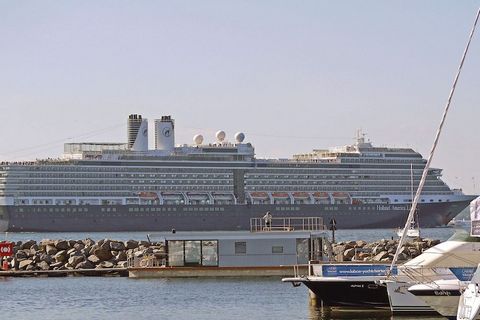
(1, 227), (462, 243)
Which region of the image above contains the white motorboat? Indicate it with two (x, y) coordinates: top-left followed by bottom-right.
(458, 263), (480, 320)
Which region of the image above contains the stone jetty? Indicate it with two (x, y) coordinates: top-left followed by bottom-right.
(1, 238), (165, 273)
(0, 237), (441, 276)
(331, 238), (441, 262)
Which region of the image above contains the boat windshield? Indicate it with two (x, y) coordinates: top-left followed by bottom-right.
(447, 230), (480, 242)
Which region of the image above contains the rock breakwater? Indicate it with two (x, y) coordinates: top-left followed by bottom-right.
(332, 238), (441, 262)
(0, 237), (441, 274)
(1, 238), (165, 272)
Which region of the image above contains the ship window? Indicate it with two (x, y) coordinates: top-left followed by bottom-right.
(235, 242), (247, 255)
(272, 246), (283, 254)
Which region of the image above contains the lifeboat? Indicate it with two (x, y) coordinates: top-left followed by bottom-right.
(272, 192), (290, 199)
(292, 192), (310, 199)
(250, 192), (270, 199)
(161, 192), (184, 200)
(138, 192), (159, 200)
(212, 192), (235, 200)
(332, 192), (350, 199)
(332, 192), (351, 204)
(212, 192), (235, 204)
(312, 192), (330, 199)
(161, 192), (185, 204)
(187, 192), (209, 199)
(352, 198), (364, 205)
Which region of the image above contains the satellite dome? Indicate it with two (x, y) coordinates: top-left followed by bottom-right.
(235, 132), (245, 143)
(193, 134), (204, 145)
(216, 130), (226, 142)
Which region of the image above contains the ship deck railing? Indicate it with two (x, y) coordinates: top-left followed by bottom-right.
(250, 217), (325, 233)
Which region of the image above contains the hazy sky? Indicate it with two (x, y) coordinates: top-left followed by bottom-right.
(0, 1), (479, 194)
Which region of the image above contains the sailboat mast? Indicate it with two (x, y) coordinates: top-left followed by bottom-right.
(389, 7), (480, 274)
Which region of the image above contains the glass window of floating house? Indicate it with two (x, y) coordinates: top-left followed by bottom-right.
(296, 239), (309, 264)
(202, 241), (218, 266)
(168, 241), (184, 267)
(235, 241), (247, 255)
(184, 241), (201, 266)
(272, 246), (283, 254)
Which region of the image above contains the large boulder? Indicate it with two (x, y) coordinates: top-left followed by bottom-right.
(39, 239), (55, 249)
(355, 240), (367, 248)
(75, 260), (95, 270)
(116, 251), (127, 262)
(73, 243), (85, 251)
(54, 250), (68, 263)
(46, 245), (58, 255)
(50, 261), (65, 269)
(373, 251), (389, 262)
(93, 247), (113, 261)
(68, 255), (85, 268)
(21, 240), (36, 250)
(372, 244), (385, 255)
(125, 240), (139, 250)
(19, 259), (33, 270)
(97, 261), (114, 269)
(68, 240), (77, 248)
(139, 241), (150, 247)
(54, 240), (69, 250)
(344, 241), (357, 250)
(83, 238), (96, 247)
(87, 255), (101, 264)
(110, 241), (125, 251)
(39, 253), (53, 264)
(26, 264), (37, 271)
(343, 248), (356, 260)
(16, 250), (28, 260)
(98, 239), (111, 248)
(37, 261), (50, 271)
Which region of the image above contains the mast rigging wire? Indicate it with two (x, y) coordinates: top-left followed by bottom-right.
(389, 7), (480, 274)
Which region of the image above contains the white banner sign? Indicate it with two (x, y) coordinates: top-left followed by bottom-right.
(471, 197), (480, 237)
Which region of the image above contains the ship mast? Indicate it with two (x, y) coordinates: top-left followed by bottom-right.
(390, 7), (480, 274)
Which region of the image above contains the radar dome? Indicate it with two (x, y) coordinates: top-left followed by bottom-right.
(193, 134), (204, 145)
(235, 132), (245, 143)
(216, 130), (226, 142)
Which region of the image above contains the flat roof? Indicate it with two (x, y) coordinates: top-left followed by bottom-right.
(148, 230), (326, 241)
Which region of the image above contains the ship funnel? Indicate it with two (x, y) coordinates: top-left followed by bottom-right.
(128, 114), (148, 152)
(155, 116), (175, 152)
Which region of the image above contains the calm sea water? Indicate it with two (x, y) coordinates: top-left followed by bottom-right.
(1, 227), (465, 320)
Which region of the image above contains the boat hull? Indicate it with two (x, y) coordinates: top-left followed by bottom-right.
(0, 199), (471, 232)
(301, 279), (390, 309)
(409, 290), (461, 318)
(385, 281), (438, 315)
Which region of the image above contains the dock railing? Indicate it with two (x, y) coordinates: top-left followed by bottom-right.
(127, 254), (166, 268)
(250, 216), (325, 232)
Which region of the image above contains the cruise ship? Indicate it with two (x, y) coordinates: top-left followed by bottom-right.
(0, 114), (474, 232)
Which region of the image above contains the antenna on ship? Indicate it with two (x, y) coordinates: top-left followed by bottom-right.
(355, 129), (366, 143)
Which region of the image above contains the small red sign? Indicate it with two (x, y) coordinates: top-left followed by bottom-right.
(0, 242), (14, 257)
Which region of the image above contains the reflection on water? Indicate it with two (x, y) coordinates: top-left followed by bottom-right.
(309, 305), (391, 320)
(308, 305), (445, 320)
